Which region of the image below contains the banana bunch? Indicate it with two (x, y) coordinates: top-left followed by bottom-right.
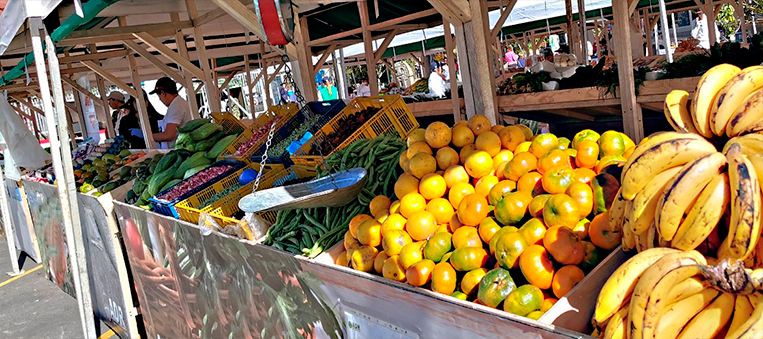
(592, 249), (763, 339)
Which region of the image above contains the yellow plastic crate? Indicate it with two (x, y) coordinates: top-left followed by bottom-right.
(211, 112), (247, 134)
(219, 104), (300, 163)
(175, 164), (316, 228)
(290, 95), (418, 166)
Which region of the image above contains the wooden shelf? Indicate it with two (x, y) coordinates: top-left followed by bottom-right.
(407, 98), (464, 117)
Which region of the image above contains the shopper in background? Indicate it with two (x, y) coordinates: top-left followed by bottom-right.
(116, 97), (146, 149)
(692, 11), (720, 49)
(149, 77), (191, 148)
(107, 91), (126, 129)
(319, 78), (339, 101)
(543, 48), (555, 63)
(357, 78), (371, 97)
(279, 83), (290, 104)
(428, 67), (446, 98)
(387, 82), (402, 95)
(504, 45), (519, 69)
(142, 90), (163, 133)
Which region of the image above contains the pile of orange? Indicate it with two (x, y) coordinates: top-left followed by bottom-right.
(337, 116), (631, 319)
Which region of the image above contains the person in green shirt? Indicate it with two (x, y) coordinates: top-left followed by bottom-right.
(318, 77), (339, 100)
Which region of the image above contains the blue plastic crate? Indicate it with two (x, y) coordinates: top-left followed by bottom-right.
(149, 160), (246, 218)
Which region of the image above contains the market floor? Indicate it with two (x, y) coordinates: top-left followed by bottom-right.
(0, 235), (121, 339)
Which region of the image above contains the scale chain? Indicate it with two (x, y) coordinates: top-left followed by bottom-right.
(252, 109), (278, 193)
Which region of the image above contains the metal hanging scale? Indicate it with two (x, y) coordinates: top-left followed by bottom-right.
(239, 0), (367, 214)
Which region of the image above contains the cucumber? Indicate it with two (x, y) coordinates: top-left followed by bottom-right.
(206, 135), (237, 159)
(178, 119), (210, 133)
(190, 123), (223, 141)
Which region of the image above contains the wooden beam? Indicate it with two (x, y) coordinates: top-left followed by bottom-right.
(295, 17), (319, 101)
(373, 29), (399, 62)
(58, 30), (179, 47)
(266, 63), (285, 84)
(132, 32), (206, 80)
(427, 0), (471, 25)
(81, 61), (138, 98)
(443, 20), (461, 122)
(61, 77), (104, 107)
(187, 0), (221, 112)
(122, 39), (186, 84)
(613, 0), (644, 140)
(120, 17), (156, 148)
(244, 54), (254, 116)
(249, 67), (267, 91)
(313, 43), (338, 75)
(218, 70), (239, 91)
(9, 95), (45, 116)
(194, 7), (228, 27)
(59, 50), (129, 63)
(209, 0), (297, 58)
(491, 0), (518, 36)
(261, 41), (271, 108)
(172, 12), (200, 119)
(565, 0), (579, 56)
(546, 108), (596, 121)
(307, 8), (439, 46)
(359, 0), (379, 96)
(65, 21), (193, 41)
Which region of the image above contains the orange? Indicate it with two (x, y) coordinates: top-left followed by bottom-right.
(529, 134), (559, 158)
(580, 241), (601, 271)
(434, 224), (449, 234)
(448, 213), (463, 233)
(407, 128), (426, 147)
(394, 173), (419, 199)
(491, 125), (505, 133)
(517, 171), (543, 195)
(457, 194), (490, 226)
(443, 165), (469, 188)
(477, 267), (516, 308)
(374, 251), (390, 273)
(406, 211), (437, 241)
(452, 226), (482, 249)
(448, 182), (475, 208)
(435, 147), (460, 170)
(498, 126), (526, 151)
(461, 268), (488, 295)
(407, 140), (432, 159)
(566, 182), (593, 218)
(493, 149), (514, 167)
(528, 194), (551, 218)
(382, 229), (412, 256)
(527, 311), (545, 320)
(572, 217), (590, 240)
(488, 180), (516, 206)
(588, 211), (621, 250)
(518, 218), (547, 245)
(464, 151), (494, 179)
(426, 198), (455, 224)
(489, 226), (519, 255)
(543, 194), (580, 228)
(504, 284), (543, 316)
(495, 231), (529, 269)
(564, 148), (578, 157)
(336, 251), (350, 267)
(399, 193), (426, 218)
(475, 131), (502, 157)
(375, 210), (390, 223)
(518, 245), (555, 290)
(575, 140), (599, 168)
(399, 151), (410, 172)
(345, 242), (361, 263)
(419, 173), (447, 200)
(475, 175), (499, 198)
(494, 190), (532, 226)
(478, 217), (502, 243)
(558, 137), (571, 149)
(431, 262), (458, 295)
(399, 241), (425, 269)
(541, 297), (558, 312)
(538, 149), (573, 174)
(541, 166), (576, 194)
(574, 167), (596, 185)
(551, 265), (585, 298)
(407, 259), (435, 286)
(623, 146), (636, 159)
(369, 195), (392, 219)
(450, 247), (489, 271)
(453, 120), (468, 128)
(451, 125), (475, 148)
(356, 219), (382, 247)
(459, 144), (477, 164)
(494, 161), (509, 180)
(571, 129), (600, 149)
(515, 141), (532, 154)
(425, 121), (452, 149)
(381, 213), (407, 234)
(598, 130), (626, 157)
(622, 133), (634, 150)
(516, 124), (534, 140)
(409, 152), (437, 179)
(349, 214), (373, 238)
(543, 225), (585, 265)
(382, 255), (407, 282)
(423, 232), (452, 262)
(467, 114), (492, 136)
(504, 152), (538, 181)
(351, 245), (379, 272)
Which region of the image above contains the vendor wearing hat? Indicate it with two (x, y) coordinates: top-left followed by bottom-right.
(150, 77), (191, 148)
(107, 91), (126, 129)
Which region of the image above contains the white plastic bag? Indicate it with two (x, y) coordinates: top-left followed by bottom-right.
(0, 92), (50, 172)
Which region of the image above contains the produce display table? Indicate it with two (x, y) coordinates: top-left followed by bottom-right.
(113, 201), (601, 339)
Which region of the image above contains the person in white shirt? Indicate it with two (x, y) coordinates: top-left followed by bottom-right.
(428, 68), (446, 98)
(692, 11), (720, 49)
(356, 78), (371, 97)
(149, 77), (192, 148)
(442, 63), (450, 82)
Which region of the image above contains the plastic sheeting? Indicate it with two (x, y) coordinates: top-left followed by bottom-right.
(0, 0), (61, 55)
(0, 92), (50, 176)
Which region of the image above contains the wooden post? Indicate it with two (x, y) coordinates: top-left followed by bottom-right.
(578, 0), (589, 63)
(658, 0), (673, 62)
(295, 16), (319, 101)
(338, 48), (349, 99)
(613, 0), (644, 141)
(172, 12), (200, 119)
(186, 0), (221, 112)
(443, 20), (461, 122)
(565, 0), (578, 56)
(0, 162), (21, 275)
(359, 0), (379, 96)
(119, 17), (155, 148)
(88, 44), (115, 138)
(244, 54), (254, 117)
(261, 43), (271, 109)
(64, 51), (88, 140)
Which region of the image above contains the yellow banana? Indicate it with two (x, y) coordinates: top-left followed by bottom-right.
(664, 90), (698, 134)
(635, 221), (656, 252)
(672, 173), (730, 251)
(655, 152), (727, 242)
(603, 305), (628, 339)
(726, 89), (763, 137)
(592, 248), (680, 327)
(724, 133), (763, 155)
(628, 250), (707, 339)
(718, 144), (762, 261)
(727, 294), (755, 336)
(726, 294), (763, 339)
(621, 136), (717, 200)
(741, 120), (763, 135)
(608, 189), (628, 232)
(691, 63), (742, 138)
(663, 276), (709, 305)
(677, 292), (735, 339)
(624, 167), (682, 236)
(622, 218), (637, 252)
(620, 132), (709, 186)
(654, 288), (720, 339)
(710, 66), (763, 136)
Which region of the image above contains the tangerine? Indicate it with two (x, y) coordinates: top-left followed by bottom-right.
(400, 193), (426, 218)
(382, 255), (407, 282)
(475, 131), (502, 157)
(407, 259), (435, 286)
(448, 182), (476, 208)
(477, 268), (516, 308)
(369, 195), (392, 219)
(394, 173), (420, 199)
(495, 231), (529, 269)
(543, 194), (580, 228)
(572, 217), (590, 240)
(527, 311), (545, 320)
(349, 215), (373, 239)
(588, 211), (621, 250)
(558, 137), (571, 149)
(498, 126), (526, 151)
(488, 180), (516, 206)
(543, 225), (584, 265)
(494, 161), (509, 180)
(467, 115), (492, 136)
(464, 151), (494, 179)
(350, 246), (379, 272)
(431, 262), (458, 295)
(494, 190), (532, 225)
(504, 284), (543, 316)
(436, 147), (460, 170)
(425, 122), (452, 148)
(538, 149), (573, 174)
(489, 226), (519, 255)
(493, 150), (514, 168)
(518, 218), (547, 245)
(574, 167), (596, 185)
(504, 152), (538, 181)
(461, 268), (488, 295)
(426, 198), (455, 224)
(551, 265), (585, 298)
(419, 173), (447, 200)
(406, 210), (438, 241)
(452, 125), (475, 148)
(598, 130), (626, 157)
(336, 250), (350, 266)
(407, 140), (432, 159)
(518, 245), (555, 289)
(459, 144), (477, 164)
(491, 125), (505, 133)
(450, 247), (489, 271)
(423, 232), (452, 262)
(515, 141), (532, 154)
(529, 134), (559, 158)
(478, 217), (502, 243)
(528, 194), (551, 218)
(399, 241), (425, 269)
(580, 241), (601, 271)
(382, 229), (412, 256)
(517, 171), (544, 195)
(567, 182), (593, 218)
(475, 175), (499, 197)
(381, 213), (407, 234)
(575, 140), (599, 168)
(541, 297), (558, 312)
(356, 220), (382, 247)
(374, 251), (390, 273)
(571, 129), (600, 149)
(516, 124), (534, 140)
(409, 152), (437, 179)
(443, 165), (470, 188)
(541, 166), (576, 194)
(457, 194), (490, 226)
(452, 226), (482, 248)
